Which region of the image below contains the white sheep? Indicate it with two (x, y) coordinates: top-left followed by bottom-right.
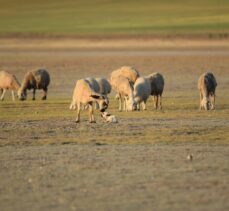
(0, 70), (21, 101)
(134, 77), (151, 110)
(198, 72), (217, 110)
(69, 79), (109, 123)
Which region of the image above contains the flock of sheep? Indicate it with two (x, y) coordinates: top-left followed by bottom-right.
(0, 66), (217, 123)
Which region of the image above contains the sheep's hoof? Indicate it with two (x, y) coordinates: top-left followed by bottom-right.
(90, 120), (96, 123)
(42, 96), (47, 100)
(32, 98), (35, 101)
(75, 120), (80, 123)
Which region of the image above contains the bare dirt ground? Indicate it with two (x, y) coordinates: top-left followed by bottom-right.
(0, 38), (229, 211)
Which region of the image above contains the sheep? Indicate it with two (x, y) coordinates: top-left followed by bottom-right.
(147, 72), (164, 109)
(69, 79), (109, 123)
(110, 75), (137, 111)
(18, 69), (50, 101)
(134, 77), (151, 110)
(198, 72), (217, 110)
(101, 112), (118, 123)
(0, 70), (21, 101)
(110, 66), (140, 84)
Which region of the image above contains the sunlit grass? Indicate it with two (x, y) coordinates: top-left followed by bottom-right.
(0, 0), (228, 35)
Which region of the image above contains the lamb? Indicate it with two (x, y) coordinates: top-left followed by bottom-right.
(110, 66), (140, 84)
(69, 79), (109, 123)
(110, 75), (137, 111)
(134, 77), (151, 110)
(0, 70), (21, 101)
(18, 69), (50, 100)
(198, 72), (217, 110)
(147, 72), (164, 109)
(101, 112), (118, 123)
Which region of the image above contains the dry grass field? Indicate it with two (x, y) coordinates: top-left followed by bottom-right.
(0, 38), (229, 210)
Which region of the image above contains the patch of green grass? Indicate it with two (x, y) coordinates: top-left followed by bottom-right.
(0, 96), (228, 146)
(0, 0), (229, 36)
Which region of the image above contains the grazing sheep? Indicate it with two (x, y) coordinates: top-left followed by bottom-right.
(0, 70), (21, 101)
(198, 72), (217, 110)
(18, 69), (50, 100)
(69, 79), (109, 123)
(147, 72), (164, 109)
(134, 77), (151, 110)
(110, 75), (137, 111)
(110, 66), (140, 84)
(101, 112), (118, 123)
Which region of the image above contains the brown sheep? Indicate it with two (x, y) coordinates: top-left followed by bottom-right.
(147, 73), (164, 109)
(18, 69), (50, 100)
(0, 70), (21, 101)
(198, 72), (217, 110)
(69, 79), (109, 123)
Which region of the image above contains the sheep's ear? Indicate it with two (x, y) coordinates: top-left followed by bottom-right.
(91, 94), (100, 99)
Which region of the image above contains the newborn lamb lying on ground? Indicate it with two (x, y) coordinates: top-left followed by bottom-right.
(101, 112), (118, 123)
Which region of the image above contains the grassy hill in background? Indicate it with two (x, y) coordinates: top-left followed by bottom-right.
(0, 0), (229, 36)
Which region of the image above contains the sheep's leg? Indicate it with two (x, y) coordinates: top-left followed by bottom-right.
(42, 88), (47, 100)
(159, 95), (162, 110)
(32, 89), (36, 100)
(118, 93), (122, 111)
(11, 90), (15, 101)
(153, 95), (157, 109)
(75, 102), (81, 123)
(155, 96), (159, 109)
(141, 101), (146, 110)
(123, 96), (127, 112)
(0, 89), (6, 101)
(137, 102), (140, 111)
(211, 94), (216, 110)
(88, 104), (96, 123)
(199, 92), (203, 110)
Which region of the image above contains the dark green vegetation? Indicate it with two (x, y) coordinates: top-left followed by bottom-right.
(0, 0), (229, 36)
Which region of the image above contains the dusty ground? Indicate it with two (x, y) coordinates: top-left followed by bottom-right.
(0, 38), (229, 210)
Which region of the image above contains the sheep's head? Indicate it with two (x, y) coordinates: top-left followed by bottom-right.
(91, 94), (109, 112)
(17, 88), (26, 101)
(125, 95), (137, 111)
(201, 97), (211, 110)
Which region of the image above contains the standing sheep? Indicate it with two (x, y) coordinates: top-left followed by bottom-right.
(110, 75), (137, 111)
(147, 73), (164, 109)
(134, 77), (151, 110)
(69, 79), (109, 123)
(0, 70), (21, 101)
(198, 72), (217, 110)
(18, 69), (50, 101)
